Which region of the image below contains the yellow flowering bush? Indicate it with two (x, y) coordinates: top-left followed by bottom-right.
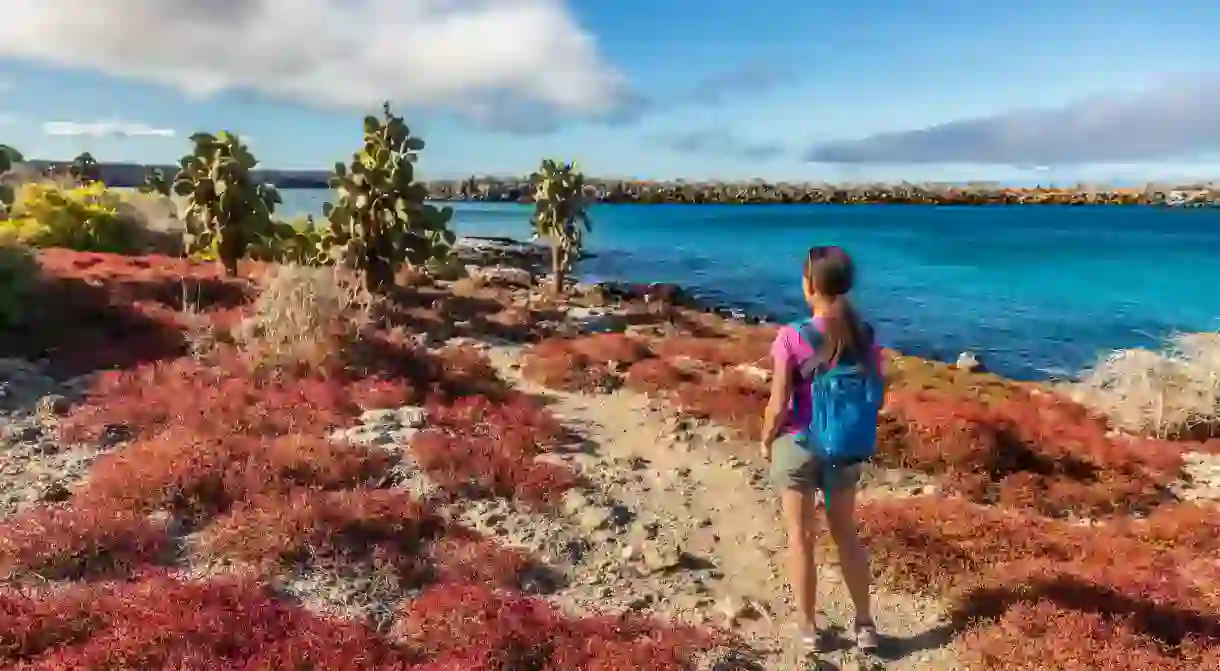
(0, 182), (144, 253)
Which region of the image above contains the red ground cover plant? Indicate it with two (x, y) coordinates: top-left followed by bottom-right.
(428, 533), (538, 590)
(520, 339), (621, 393)
(0, 505), (169, 581)
(960, 600), (1219, 671)
(671, 370), (769, 440)
(60, 348), (419, 444)
(882, 389), (1183, 517)
(426, 343), (512, 400)
(197, 488), (536, 590)
(649, 333), (771, 369)
(1116, 501), (1220, 555)
(562, 333), (653, 366)
(411, 395), (579, 508)
(623, 358), (693, 396)
(396, 583), (715, 670)
(0, 251), (250, 375)
(857, 496), (1220, 669)
(0, 574), (419, 669)
(80, 432), (395, 523)
(36, 250), (256, 312)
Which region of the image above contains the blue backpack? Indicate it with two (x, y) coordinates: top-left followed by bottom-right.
(790, 319), (885, 473)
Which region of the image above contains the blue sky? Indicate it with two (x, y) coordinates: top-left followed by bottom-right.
(1, 0), (1219, 183)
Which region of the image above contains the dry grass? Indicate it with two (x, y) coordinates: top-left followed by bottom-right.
(1068, 332), (1220, 439)
(232, 264), (378, 369)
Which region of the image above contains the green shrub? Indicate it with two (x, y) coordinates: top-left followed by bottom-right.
(0, 144), (22, 212)
(0, 243), (40, 328)
(0, 182), (144, 253)
(250, 215), (332, 266)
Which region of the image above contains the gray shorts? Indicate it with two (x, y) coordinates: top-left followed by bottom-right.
(770, 433), (863, 492)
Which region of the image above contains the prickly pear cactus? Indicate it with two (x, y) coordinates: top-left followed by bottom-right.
(530, 159), (591, 294)
(172, 131), (279, 275)
(0, 144), (22, 212)
(321, 102), (454, 292)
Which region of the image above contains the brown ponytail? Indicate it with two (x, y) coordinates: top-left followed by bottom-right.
(804, 246), (872, 369)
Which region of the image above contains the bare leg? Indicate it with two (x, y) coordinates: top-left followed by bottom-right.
(781, 488), (820, 628)
(826, 484), (873, 625)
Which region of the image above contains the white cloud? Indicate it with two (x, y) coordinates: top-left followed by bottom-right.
(0, 0), (633, 130)
(43, 120), (176, 138)
(0, 113), (15, 125)
(805, 76), (1220, 165)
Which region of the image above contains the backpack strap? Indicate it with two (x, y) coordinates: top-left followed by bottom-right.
(790, 320), (824, 381)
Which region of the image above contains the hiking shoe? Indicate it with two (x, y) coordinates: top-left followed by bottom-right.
(855, 622), (879, 653)
(800, 626), (829, 654)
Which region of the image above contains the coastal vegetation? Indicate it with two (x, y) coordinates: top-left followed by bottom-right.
(139, 167), (171, 197)
(19, 158), (1220, 206)
(319, 102), (455, 293)
(0, 102), (1218, 668)
(530, 158), (591, 294)
(173, 131), (282, 276)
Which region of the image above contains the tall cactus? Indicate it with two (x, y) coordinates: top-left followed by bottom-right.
(0, 144), (21, 212)
(172, 131), (280, 276)
(321, 102), (454, 292)
(69, 151), (100, 184)
(530, 159), (591, 294)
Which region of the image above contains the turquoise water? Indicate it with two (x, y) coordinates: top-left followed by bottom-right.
(281, 191), (1219, 380)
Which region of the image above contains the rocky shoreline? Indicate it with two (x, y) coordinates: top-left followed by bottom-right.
(18, 161), (1220, 207)
(458, 235), (776, 325)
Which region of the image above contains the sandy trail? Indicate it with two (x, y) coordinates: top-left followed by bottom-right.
(485, 345), (962, 671)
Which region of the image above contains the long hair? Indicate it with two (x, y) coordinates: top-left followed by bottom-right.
(804, 246), (871, 369)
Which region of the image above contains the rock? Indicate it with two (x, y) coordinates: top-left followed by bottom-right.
(388, 428), (420, 444)
(631, 519), (661, 540)
(36, 394), (71, 417)
(577, 506), (614, 532)
(36, 440), (61, 455)
(345, 428), (396, 446)
(733, 364), (771, 384)
(955, 351), (981, 371)
(565, 306), (627, 333)
(473, 265), (533, 288)
(641, 542), (683, 573)
(100, 423), (131, 447)
(561, 489), (594, 516)
(39, 481), (71, 503)
(716, 596), (764, 627)
(359, 408), (401, 427)
(396, 406), (427, 428)
(625, 594), (653, 611)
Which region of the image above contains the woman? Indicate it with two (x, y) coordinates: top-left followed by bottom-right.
(760, 245), (881, 654)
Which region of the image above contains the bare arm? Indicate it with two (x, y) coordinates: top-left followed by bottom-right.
(761, 357), (794, 448)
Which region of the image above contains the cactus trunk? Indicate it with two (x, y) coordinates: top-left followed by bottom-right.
(549, 243), (565, 295)
(363, 252), (394, 293)
(218, 232), (243, 277)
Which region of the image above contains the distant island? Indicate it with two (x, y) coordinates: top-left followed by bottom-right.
(20, 159), (1220, 207)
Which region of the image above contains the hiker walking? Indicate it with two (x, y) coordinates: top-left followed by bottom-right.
(759, 245), (882, 655)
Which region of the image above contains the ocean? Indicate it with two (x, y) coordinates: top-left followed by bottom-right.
(280, 190), (1219, 381)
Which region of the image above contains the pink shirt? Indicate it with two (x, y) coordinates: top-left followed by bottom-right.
(770, 318), (883, 435)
